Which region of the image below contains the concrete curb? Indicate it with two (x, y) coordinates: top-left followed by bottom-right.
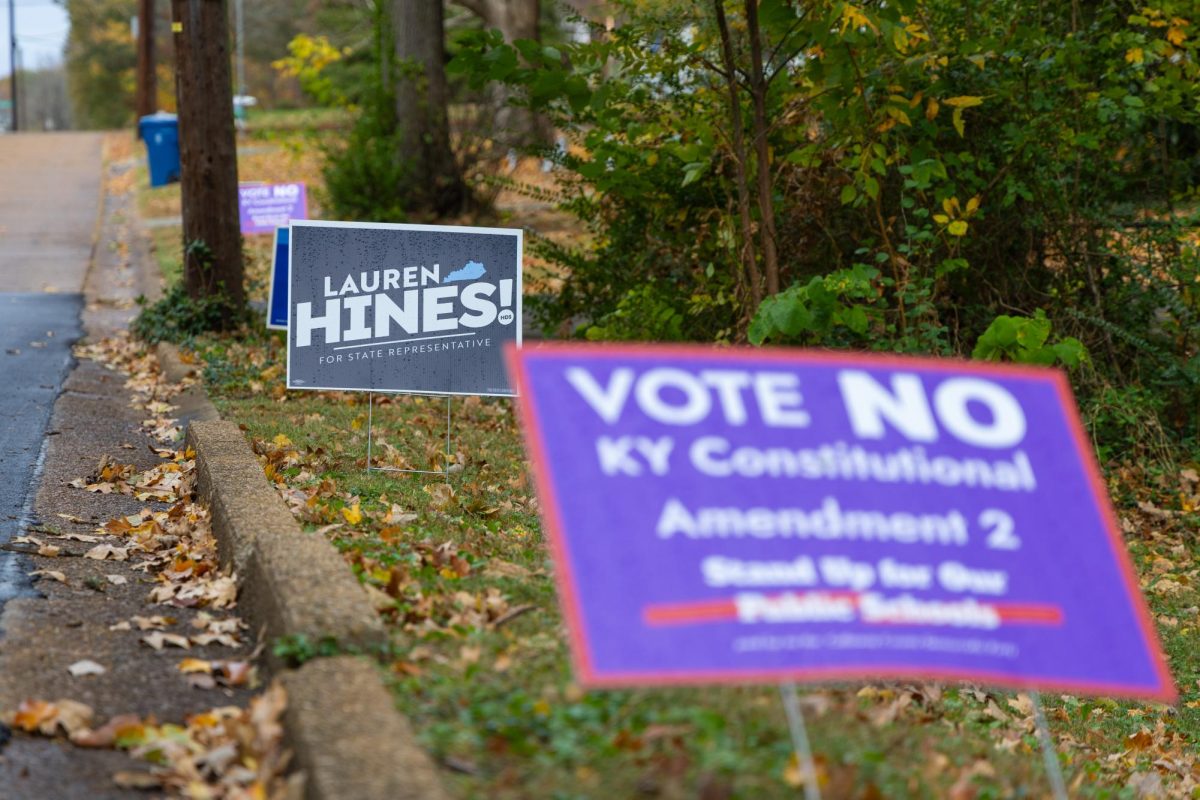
(156, 342), (220, 426)
(185, 419), (451, 799)
(281, 656), (451, 800)
(187, 419), (385, 653)
(135, 179), (448, 799)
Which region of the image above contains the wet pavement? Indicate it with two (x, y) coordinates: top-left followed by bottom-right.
(0, 293), (84, 604)
(0, 133), (103, 614)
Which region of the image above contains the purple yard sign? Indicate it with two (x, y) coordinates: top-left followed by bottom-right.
(507, 343), (1174, 701)
(238, 182), (307, 235)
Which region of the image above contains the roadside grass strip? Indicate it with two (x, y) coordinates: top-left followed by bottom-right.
(193, 331), (1200, 798)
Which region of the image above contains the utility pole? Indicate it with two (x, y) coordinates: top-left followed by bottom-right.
(8, 0), (17, 131)
(170, 0), (244, 312)
(135, 0), (156, 118)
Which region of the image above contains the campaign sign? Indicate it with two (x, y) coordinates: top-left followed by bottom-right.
(238, 182), (307, 235)
(288, 221), (521, 396)
(266, 227), (289, 330)
(507, 344), (1174, 700)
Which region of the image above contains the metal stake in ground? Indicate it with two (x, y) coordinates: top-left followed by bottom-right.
(366, 392), (453, 481)
(780, 682), (821, 800)
(1031, 691), (1069, 800)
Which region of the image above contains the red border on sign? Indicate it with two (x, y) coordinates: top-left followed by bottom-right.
(504, 342), (1176, 702)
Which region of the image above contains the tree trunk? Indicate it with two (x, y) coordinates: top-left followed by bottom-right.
(171, 0), (244, 310)
(713, 0), (763, 311)
(136, 0), (156, 118)
(392, 0), (467, 216)
(745, 0), (781, 296)
(472, 0), (547, 148)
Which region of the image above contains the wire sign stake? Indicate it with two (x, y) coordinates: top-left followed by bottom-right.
(1031, 691), (1069, 800)
(780, 683), (821, 800)
(365, 392), (453, 481)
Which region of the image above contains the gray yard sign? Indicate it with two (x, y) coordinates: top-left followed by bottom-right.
(287, 221), (521, 396)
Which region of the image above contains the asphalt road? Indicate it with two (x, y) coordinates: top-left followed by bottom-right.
(0, 294), (83, 601)
(0, 132), (103, 607)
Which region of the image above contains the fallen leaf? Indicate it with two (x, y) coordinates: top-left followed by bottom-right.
(67, 660), (107, 677)
(71, 714), (143, 748)
(341, 502), (364, 525)
(84, 544), (129, 561)
(112, 771), (162, 790)
(141, 632), (191, 650)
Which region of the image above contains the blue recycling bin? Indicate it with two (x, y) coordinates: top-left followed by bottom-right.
(138, 112), (180, 187)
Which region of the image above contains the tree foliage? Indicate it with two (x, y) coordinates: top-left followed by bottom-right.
(452, 0), (1200, 444)
(64, 0), (139, 129)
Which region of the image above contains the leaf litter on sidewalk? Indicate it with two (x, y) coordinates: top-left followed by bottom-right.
(0, 333), (287, 798)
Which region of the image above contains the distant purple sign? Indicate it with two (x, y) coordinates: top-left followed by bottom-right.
(507, 344), (1174, 700)
(238, 182), (307, 235)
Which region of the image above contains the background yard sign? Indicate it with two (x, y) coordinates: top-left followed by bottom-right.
(288, 221), (521, 396)
(266, 226), (289, 330)
(238, 181), (307, 235)
(507, 343), (1175, 700)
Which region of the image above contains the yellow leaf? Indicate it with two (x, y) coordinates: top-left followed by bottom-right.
(351, 414), (365, 431)
(341, 503), (363, 525)
(948, 220), (969, 236)
(952, 107), (965, 137)
(945, 95), (984, 108)
(178, 658), (213, 674)
(1126, 47), (1145, 64)
(532, 699), (552, 716)
(933, 214), (951, 224)
(272, 433), (292, 447)
(966, 196), (981, 214)
(1167, 27), (1187, 46)
(886, 106), (912, 126)
(925, 98), (940, 120)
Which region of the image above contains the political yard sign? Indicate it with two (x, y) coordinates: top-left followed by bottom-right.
(266, 226), (289, 330)
(507, 344), (1174, 700)
(288, 221), (521, 396)
(239, 182), (307, 235)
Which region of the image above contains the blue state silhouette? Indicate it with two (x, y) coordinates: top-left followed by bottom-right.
(443, 261), (487, 282)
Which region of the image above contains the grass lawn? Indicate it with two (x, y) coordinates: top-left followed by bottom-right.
(130, 130), (1200, 799)
(189, 329), (1200, 799)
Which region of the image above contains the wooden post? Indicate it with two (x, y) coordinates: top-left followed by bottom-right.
(135, 0), (156, 119)
(8, 0), (17, 131)
(170, 0), (244, 310)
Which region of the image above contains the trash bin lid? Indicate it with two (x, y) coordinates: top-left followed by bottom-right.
(138, 112), (178, 132)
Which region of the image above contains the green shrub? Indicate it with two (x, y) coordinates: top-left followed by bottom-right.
(131, 284), (252, 345)
(972, 311), (1088, 368)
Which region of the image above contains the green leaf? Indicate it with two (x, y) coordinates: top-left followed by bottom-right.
(681, 162), (707, 187)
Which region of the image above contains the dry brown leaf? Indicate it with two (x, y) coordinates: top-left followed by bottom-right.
(141, 632), (191, 651)
(84, 544), (129, 561)
(112, 771), (163, 790)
